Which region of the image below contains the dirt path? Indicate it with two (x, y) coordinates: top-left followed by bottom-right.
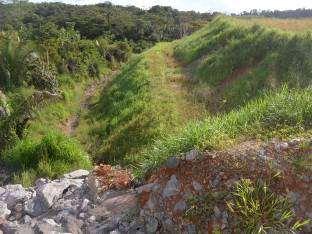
(63, 75), (112, 136)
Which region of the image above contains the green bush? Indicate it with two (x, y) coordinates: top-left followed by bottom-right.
(3, 132), (92, 185)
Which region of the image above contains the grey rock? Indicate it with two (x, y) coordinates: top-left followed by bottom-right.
(166, 157), (180, 169)
(174, 199), (187, 213)
(213, 206), (221, 218)
(212, 175), (220, 187)
(1, 222), (33, 234)
(146, 217), (159, 233)
(185, 149), (200, 161)
(63, 170), (89, 179)
(145, 193), (158, 210)
(275, 142), (289, 151)
(63, 214), (83, 234)
(185, 224), (197, 234)
(88, 215), (96, 223)
(80, 198), (89, 212)
(287, 192), (301, 205)
(0, 201), (11, 219)
(110, 231), (121, 234)
(37, 179), (70, 209)
(162, 175), (180, 198)
(34, 218), (62, 234)
(289, 138), (301, 146)
(0, 185), (32, 209)
(137, 183), (159, 194)
(192, 181), (203, 191)
(22, 215), (32, 224)
(24, 196), (48, 217)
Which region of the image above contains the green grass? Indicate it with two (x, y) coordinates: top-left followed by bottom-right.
(227, 179), (308, 233)
(174, 16), (312, 113)
(3, 131), (92, 186)
(84, 43), (204, 164)
(134, 87), (312, 178)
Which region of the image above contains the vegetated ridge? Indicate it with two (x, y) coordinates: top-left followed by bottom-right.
(0, 5), (311, 233)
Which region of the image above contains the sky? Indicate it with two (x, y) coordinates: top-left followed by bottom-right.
(30, 0), (312, 13)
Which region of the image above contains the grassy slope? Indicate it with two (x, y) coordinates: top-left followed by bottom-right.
(134, 16), (312, 178)
(175, 16), (312, 113)
(83, 43), (205, 164)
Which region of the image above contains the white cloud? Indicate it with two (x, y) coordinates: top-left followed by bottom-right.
(30, 0), (312, 13)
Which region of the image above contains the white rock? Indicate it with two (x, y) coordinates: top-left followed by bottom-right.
(0, 185), (32, 209)
(0, 201), (11, 219)
(80, 198), (89, 212)
(63, 170), (89, 179)
(37, 180), (70, 208)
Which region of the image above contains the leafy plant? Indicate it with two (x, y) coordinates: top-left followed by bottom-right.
(0, 32), (34, 90)
(227, 179), (309, 233)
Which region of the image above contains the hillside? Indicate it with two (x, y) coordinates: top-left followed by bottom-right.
(0, 11), (311, 234)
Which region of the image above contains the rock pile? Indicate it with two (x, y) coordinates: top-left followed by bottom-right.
(0, 138), (311, 233)
(0, 169), (144, 234)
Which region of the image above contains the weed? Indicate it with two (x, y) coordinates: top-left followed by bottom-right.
(227, 179), (309, 233)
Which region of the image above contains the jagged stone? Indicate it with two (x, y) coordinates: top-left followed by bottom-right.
(162, 175), (180, 198)
(185, 149), (200, 161)
(137, 183), (160, 194)
(145, 216), (159, 233)
(192, 180), (203, 191)
(166, 157), (180, 169)
(173, 199), (187, 213)
(63, 170), (89, 179)
(0, 185), (32, 209)
(37, 180), (70, 209)
(0, 201), (11, 219)
(80, 198), (89, 212)
(34, 218), (63, 234)
(1, 222), (34, 234)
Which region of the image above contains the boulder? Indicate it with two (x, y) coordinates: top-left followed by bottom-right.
(0, 185), (32, 209)
(37, 180), (70, 209)
(25, 179), (71, 216)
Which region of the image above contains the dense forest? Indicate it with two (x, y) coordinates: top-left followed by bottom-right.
(0, 1), (215, 52)
(0, 1), (215, 185)
(237, 8), (312, 18)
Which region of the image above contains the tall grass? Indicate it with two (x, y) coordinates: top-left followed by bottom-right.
(3, 131), (92, 186)
(87, 43), (200, 163)
(174, 16), (312, 113)
(134, 87), (312, 178)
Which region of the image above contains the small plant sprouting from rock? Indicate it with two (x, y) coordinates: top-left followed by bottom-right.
(227, 179), (309, 233)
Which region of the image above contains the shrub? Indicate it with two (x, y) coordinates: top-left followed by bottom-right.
(3, 132), (92, 185)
